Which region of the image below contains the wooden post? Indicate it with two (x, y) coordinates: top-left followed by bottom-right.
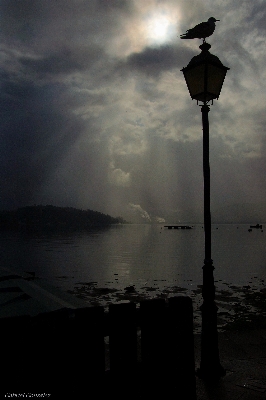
(109, 302), (137, 371)
(32, 308), (72, 393)
(168, 296), (197, 399)
(74, 306), (105, 390)
(107, 302), (137, 398)
(140, 298), (166, 367)
(139, 298), (167, 396)
(1, 315), (31, 392)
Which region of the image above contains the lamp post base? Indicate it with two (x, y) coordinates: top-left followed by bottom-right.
(197, 300), (226, 381)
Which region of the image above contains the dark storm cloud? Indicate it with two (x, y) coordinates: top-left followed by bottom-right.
(1, 0), (266, 222)
(125, 44), (194, 76)
(0, 0), (130, 209)
(19, 45), (106, 76)
(0, 71), (87, 208)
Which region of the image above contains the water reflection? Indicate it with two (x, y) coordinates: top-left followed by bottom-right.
(0, 224), (265, 332)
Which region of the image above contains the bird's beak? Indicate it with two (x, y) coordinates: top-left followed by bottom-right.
(216, 19), (220, 21)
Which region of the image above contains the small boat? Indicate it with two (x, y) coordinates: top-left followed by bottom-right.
(250, 224), (262, 229)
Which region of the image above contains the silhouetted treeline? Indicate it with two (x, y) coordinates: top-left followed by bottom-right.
(0, 205), (127, 232)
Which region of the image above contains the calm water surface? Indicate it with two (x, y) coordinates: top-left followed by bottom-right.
(1, 224), (265, 331)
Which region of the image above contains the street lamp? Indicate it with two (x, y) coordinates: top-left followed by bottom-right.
(181, 42), (229, 380)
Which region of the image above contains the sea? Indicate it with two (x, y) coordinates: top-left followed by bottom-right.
(0, 223), (265, 331)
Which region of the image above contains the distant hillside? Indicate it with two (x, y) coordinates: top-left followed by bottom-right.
(0, 205), (127, 232)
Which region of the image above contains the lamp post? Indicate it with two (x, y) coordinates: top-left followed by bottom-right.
(181, 42), (229, 380)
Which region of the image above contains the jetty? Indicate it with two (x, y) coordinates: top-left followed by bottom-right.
(164, 225), (193, 230)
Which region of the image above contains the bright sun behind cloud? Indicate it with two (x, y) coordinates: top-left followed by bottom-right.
(112, 6), (180, 56)
(144, 12), (177, 45)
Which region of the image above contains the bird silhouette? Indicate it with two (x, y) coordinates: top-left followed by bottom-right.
(180, 17), (219, 41)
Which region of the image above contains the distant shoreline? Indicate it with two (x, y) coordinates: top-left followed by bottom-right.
(0, 204), (128, 232)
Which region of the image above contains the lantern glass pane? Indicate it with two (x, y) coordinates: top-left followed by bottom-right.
(184, 64), (205, 98)
(207, 64), (227, 98)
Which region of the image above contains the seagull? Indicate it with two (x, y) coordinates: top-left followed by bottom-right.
(180, 17), (219, 41)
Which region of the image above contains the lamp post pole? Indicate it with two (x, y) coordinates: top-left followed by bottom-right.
(198, 104), (225, 379)
(181, 42), (229, 379)
(202, 104), (211, 265)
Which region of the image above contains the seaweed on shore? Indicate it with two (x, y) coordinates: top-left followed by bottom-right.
(66, 277), (266, 332)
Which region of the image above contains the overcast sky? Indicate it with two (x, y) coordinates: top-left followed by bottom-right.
(1, 0), (266, 222)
